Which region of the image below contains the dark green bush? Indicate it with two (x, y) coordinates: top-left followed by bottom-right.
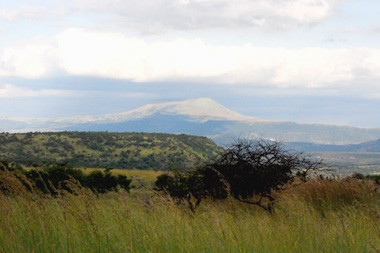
(24, 162), (132, 195)
(86, 170), (132, 194)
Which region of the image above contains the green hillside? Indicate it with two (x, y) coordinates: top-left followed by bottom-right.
(0, 132), (223, 170)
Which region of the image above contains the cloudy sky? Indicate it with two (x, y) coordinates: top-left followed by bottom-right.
(1, 0), (380, 127)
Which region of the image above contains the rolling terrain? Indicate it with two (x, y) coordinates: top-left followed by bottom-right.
(0, 132), (222, 170)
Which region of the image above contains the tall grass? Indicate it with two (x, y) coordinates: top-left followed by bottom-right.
(1, 175), (380, 253)
(278, 176), (380, 213)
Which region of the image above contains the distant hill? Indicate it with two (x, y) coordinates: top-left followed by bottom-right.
(0, 132), (223, 170)
(2, 98), (380, 145)
(285, 139), (380, 152)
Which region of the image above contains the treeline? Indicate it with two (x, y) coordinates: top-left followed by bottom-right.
(0, 131), (222, 170)
(0, 160), (132, 195)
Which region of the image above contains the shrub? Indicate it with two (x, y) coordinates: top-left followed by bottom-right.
(86, 170), (132, 194)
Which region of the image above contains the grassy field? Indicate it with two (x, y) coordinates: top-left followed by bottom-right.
(1, 177), (380, 252)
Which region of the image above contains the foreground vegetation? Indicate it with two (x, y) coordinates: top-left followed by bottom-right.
(0, 160), (132, 195)
(0, 177), (379, 252)
(1, 138), (380, 251)
(0, 132), (222, 170)
(1, 167), (380, 252)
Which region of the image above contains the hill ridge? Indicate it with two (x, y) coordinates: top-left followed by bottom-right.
(0, 132), (223, 170)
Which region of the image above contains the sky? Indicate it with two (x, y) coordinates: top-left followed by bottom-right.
(1, 0), (380, 128)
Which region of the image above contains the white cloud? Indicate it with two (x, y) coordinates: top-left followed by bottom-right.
(56, 29), (233, 81)
(73, 0), (346, 31)
(56, 29), (380, 89)
(0, 27), (7, 35)
(0, 5), (48, 21)
(0, 84), (76, 98)
(1, 28), (380, 96)
(0, 82), (157, 99)
(0, 37), (60, 79)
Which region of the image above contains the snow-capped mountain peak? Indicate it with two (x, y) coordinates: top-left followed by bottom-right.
(0, 98), (262, 129)
(124, 97), (253, 122)
(61, 97), (261, 124)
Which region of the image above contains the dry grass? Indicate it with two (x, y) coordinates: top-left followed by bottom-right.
(1, 170), (380, 252)
(277, 176), (380, 215)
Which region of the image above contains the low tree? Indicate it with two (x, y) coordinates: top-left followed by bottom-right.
(205, 139), (322, 212)
(86, 169), (132, 194)
(155, 139), (323, 213)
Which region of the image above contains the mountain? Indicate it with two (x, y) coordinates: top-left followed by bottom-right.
(2, 97), (380, 145)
